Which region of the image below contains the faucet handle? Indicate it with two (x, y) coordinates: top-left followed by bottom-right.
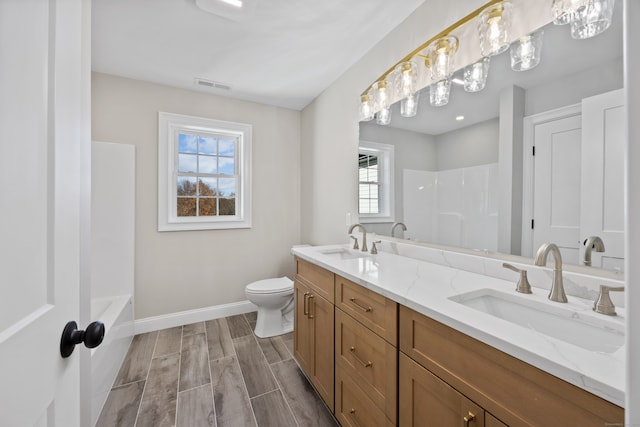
(350, 235), (359, 250)
(371, 240), (382, 254)
(593, 285), (625, 316)
(502, 263), (533, 294)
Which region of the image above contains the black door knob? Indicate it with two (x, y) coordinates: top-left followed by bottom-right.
(60, 320), (105, 358)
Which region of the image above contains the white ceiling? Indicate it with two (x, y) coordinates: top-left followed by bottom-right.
(91, 0), (427, 110)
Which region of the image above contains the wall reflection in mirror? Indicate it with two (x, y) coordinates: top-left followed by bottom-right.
(358, 0), (624, 272)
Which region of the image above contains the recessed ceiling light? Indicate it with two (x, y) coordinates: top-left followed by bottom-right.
(456, 115), (465, 121)
(220, 0), (243, 7)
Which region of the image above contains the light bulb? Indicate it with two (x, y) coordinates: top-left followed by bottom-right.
(359, 95), (374, 121)
(430, 79), (451, 107)
(376, 107), (391, 125)
(478, 2), (512, 57)
(401, 93), (419, 117)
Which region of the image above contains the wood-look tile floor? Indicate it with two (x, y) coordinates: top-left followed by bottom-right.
(97, 312), (339, 427)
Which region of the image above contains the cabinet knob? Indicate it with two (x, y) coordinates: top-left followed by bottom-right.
(463, 411), (476, 426)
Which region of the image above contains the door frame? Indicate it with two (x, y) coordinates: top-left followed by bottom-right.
(521, 103), (581, 258)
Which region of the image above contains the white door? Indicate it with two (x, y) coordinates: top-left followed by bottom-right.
(0, 1), (90, 426)
(531, 113), (583, 264)
(580, 89), (625, 271)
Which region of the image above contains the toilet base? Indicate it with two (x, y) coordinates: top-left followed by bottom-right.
(253, 307), (293, 338)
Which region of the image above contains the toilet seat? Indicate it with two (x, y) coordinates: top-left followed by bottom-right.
(245, 277), (293, 294)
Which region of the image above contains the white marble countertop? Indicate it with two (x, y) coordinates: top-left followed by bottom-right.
(291, 244), (625, 407)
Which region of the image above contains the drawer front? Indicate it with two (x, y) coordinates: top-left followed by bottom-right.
(295, 257), (334, 303)
(335, 366), (396, 427)
(399, 305), (624, 427)
(335, 275), (397, 344)
(399, 353), (485, 427)
(335, 308), (397, 421)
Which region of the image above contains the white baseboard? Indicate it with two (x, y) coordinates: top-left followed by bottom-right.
(134, 300), (258, 334)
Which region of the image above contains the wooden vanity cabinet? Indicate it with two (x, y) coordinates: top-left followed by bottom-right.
(293, 258), (335, 411)
(334, 276), (398, 425)
(399, 305), (624, 427)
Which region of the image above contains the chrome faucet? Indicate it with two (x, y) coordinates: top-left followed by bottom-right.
(348, 223), (368, 252)
(534, 243), (568, 303)
(391, 222), (407, 238)
(583, 236), (605, 266)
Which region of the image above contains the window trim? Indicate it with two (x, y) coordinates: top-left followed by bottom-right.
(358, 140), (395, 224)
(158, 112), (252, 231)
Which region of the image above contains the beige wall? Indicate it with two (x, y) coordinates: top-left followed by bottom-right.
(300, 0), (488, 245)
(92, 73), (301, 319)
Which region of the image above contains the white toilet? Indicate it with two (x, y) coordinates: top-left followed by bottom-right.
(245, 277), (294, 338)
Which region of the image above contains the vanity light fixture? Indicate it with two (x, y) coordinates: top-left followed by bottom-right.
(510, 30), (544, 71)
(463, 57), (490, 92)
(477, 1), (512, 57)
(427, 36), (459, 81)
(359, 94), (374, 122)
(570, 0), (615, 39)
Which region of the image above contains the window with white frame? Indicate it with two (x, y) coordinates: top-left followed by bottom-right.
(358, 141), (394, 223)
(158, 112), (252, 231)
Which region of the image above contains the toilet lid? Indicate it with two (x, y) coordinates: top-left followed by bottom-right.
(246, 277), (293, 294)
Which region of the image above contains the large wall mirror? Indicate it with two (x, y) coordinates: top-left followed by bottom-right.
(358, 0), (624, 273)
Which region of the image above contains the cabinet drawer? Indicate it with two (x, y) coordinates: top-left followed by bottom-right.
(335, 308), (397, 421)
(335, 275), (397, 344)
(295, 257), (334, 303)
(335, 366), (395, 427)
(399, 305), (623, 426)
(399, 353), (484, 427)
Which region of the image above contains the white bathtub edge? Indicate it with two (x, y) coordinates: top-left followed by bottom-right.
(134, 300), (258, 334)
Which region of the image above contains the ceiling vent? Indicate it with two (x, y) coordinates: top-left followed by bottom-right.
(194, 78), (231, 91)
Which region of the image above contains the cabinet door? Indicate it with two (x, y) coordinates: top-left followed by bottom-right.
(309, 291), (335, 411)
(294, 280), (313, 375)
(399, 353), (484, 427)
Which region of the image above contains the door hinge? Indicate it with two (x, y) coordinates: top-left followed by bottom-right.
(532, 146), (536, 156)
(531, 219), (535, 229)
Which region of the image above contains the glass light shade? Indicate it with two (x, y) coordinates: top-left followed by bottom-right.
(394, 60), (419, 98)
(430, 79), (451, 107)
(552, 0), (588, 25)
(463, 57), (490, 92)
(401, 93), (420, 117)
(371, 80), (391, 112)
(359, 94), (374, 121)
(510, 30), (544, 71)
(427, 36), (458, 81)
(570, 0), (615, 39)
(376, 107), (391, 125)
(477, 2), (512, 57)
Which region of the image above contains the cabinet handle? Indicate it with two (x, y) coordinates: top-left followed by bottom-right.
(349, 297), (372, 313)
(349, 346), (372, 367)
(303, 292), (310, 316)
(308, 295), (314, 319)
(463, 411), (475, 426)
(348, 408), (362, 427)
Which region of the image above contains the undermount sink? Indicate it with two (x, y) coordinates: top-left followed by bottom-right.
(450, 288), (624, 353)
(318, 248), (370, 260)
